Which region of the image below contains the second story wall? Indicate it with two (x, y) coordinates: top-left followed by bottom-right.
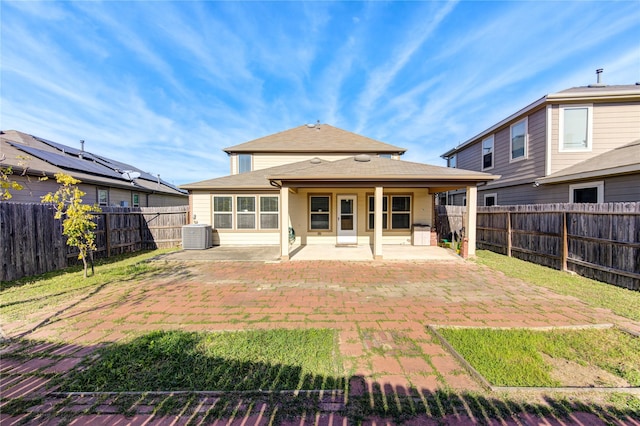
(549, 101), (640, 175)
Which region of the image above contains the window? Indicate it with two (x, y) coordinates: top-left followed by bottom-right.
(484, 193), (497, 206)
(391, 196), (411, 229)
(236, 196), (256, 229)
(259, 196), (279, 229)
(379, 153), (392, 159)
(569, 181), (604, 203)
(482, 136), (494, 170)
(310, 196), (330, 230)
(560, 105), (592, 151)
(367, 195), (388, 229)
(447, 154), (457, 168)
(132, 193), (140, 207)
(238, 154), (252, 173)
(213, 196), (233, 229)
(510, 118), (527, 161)
(98, 189), (109, 206)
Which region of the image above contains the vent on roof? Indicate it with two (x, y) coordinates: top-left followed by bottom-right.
(355, 154), (371, 162)
(310, 157), (322, 164)
(588, 68), (606, 88)
(307, 123), (316, 128)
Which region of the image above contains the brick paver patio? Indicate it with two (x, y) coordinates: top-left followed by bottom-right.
(1, 259), (638, 425)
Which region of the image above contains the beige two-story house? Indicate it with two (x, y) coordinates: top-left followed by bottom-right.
(182, 123), (498, 260)
(441, 83), (640, 206)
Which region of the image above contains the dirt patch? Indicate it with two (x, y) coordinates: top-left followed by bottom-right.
(542, 354), (630, 388)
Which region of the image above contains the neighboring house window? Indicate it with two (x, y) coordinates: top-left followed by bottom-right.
(560, 105), (592, 151)
(238, 154), (252, 173)
(259, 196), (279, 229)
(569, 181), (604, 203)
(510, 118), (528, 161)
(367, 195), (388, 229)
(482, 136), (494, 170)
(310, 196), (330, 230)
(132, 193), (140, 207)
(236, 196), (256, 229)
(447, 154), (457, 168)
(213, 196), (233, 229)
(379, 154), (392, 159)
(484, 193), (497, 206)
(98, 188), (109, 206)
(390, 196), (411, 229)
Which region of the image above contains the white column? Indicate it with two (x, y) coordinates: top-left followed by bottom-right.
(374, 186), (383, 260)
(280, 185), (290, 260)
(465, 185), (477, 257)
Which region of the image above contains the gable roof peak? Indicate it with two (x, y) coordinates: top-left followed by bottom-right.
(223, 123), (406, 154)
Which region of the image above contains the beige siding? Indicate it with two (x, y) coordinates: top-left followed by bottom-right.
(550, 102), (640, 174)
(253, 154), (355, 171)
(212, 231), (279, 246)
(190, 192), (212, 225)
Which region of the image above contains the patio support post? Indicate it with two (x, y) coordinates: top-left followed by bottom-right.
(280, 185), (290, 260)
(374, 186), (383, 260)
(465, 185), (477, 257)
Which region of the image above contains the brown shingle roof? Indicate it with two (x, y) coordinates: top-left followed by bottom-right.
(182, 156), (498, 190)
(223, 124), (406, 154)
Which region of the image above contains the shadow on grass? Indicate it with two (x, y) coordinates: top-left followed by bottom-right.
(1, 335), (639, 425)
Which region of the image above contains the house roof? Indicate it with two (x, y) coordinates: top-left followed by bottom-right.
(182, 155), (499, 191)
(442, 83), (640, 158)
(536, 139), (640, 185)
(223, 123), (406, 154)
(0, 130), (187, 196)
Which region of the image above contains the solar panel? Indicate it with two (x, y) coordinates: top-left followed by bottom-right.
(9, 142), (124, 180)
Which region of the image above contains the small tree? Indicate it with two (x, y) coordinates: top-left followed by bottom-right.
(42, 173), (101, 277)
(1, 160), (24, 200)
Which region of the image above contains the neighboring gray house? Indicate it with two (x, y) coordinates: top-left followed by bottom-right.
(1, 130), (188, 207)
(441, 81), (640, 206)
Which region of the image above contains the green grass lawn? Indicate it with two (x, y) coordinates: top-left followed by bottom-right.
(58, 329), (344, 392)
(0, 250), (172, 323)
(474, 250), (640, 322)
(438, 327), (640, 387)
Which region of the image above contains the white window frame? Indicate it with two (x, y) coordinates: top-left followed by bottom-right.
(484, 193), (497, 207)
(569, 181), (604, 203)
(238, 154), (252, 174)
(390, 195), (412, 230)
(510, 118), (528, 162)
(98, 188), (109, 206)
(212, 195), (233, 229)
(482, 135), (494, 170)
(259, 196), (279, 230)
(367, 195), (389, 230)
(236, 196), (256, 229)
(309, 195), (331, 231)
(559, 104), (593, 152)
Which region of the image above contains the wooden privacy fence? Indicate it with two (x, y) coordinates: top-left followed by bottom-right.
(1, 203), (189, 282)
(436, 205), (467, 247)
(472, 203), (639, 291)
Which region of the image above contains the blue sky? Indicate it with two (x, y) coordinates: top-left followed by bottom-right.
(1, 1), (639, 186)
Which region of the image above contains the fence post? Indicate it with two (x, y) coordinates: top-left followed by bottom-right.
(506, 211), (512, 257)
(105, 213), (111, 258)
(561, 211), (568, 271)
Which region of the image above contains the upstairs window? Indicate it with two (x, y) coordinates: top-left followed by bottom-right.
(447, 154), (457, 168)
(510, 118), (527, 161)
(238, 154), (252, 173)
(482, 136), (494, 170)
(560, 105), (592, 151)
